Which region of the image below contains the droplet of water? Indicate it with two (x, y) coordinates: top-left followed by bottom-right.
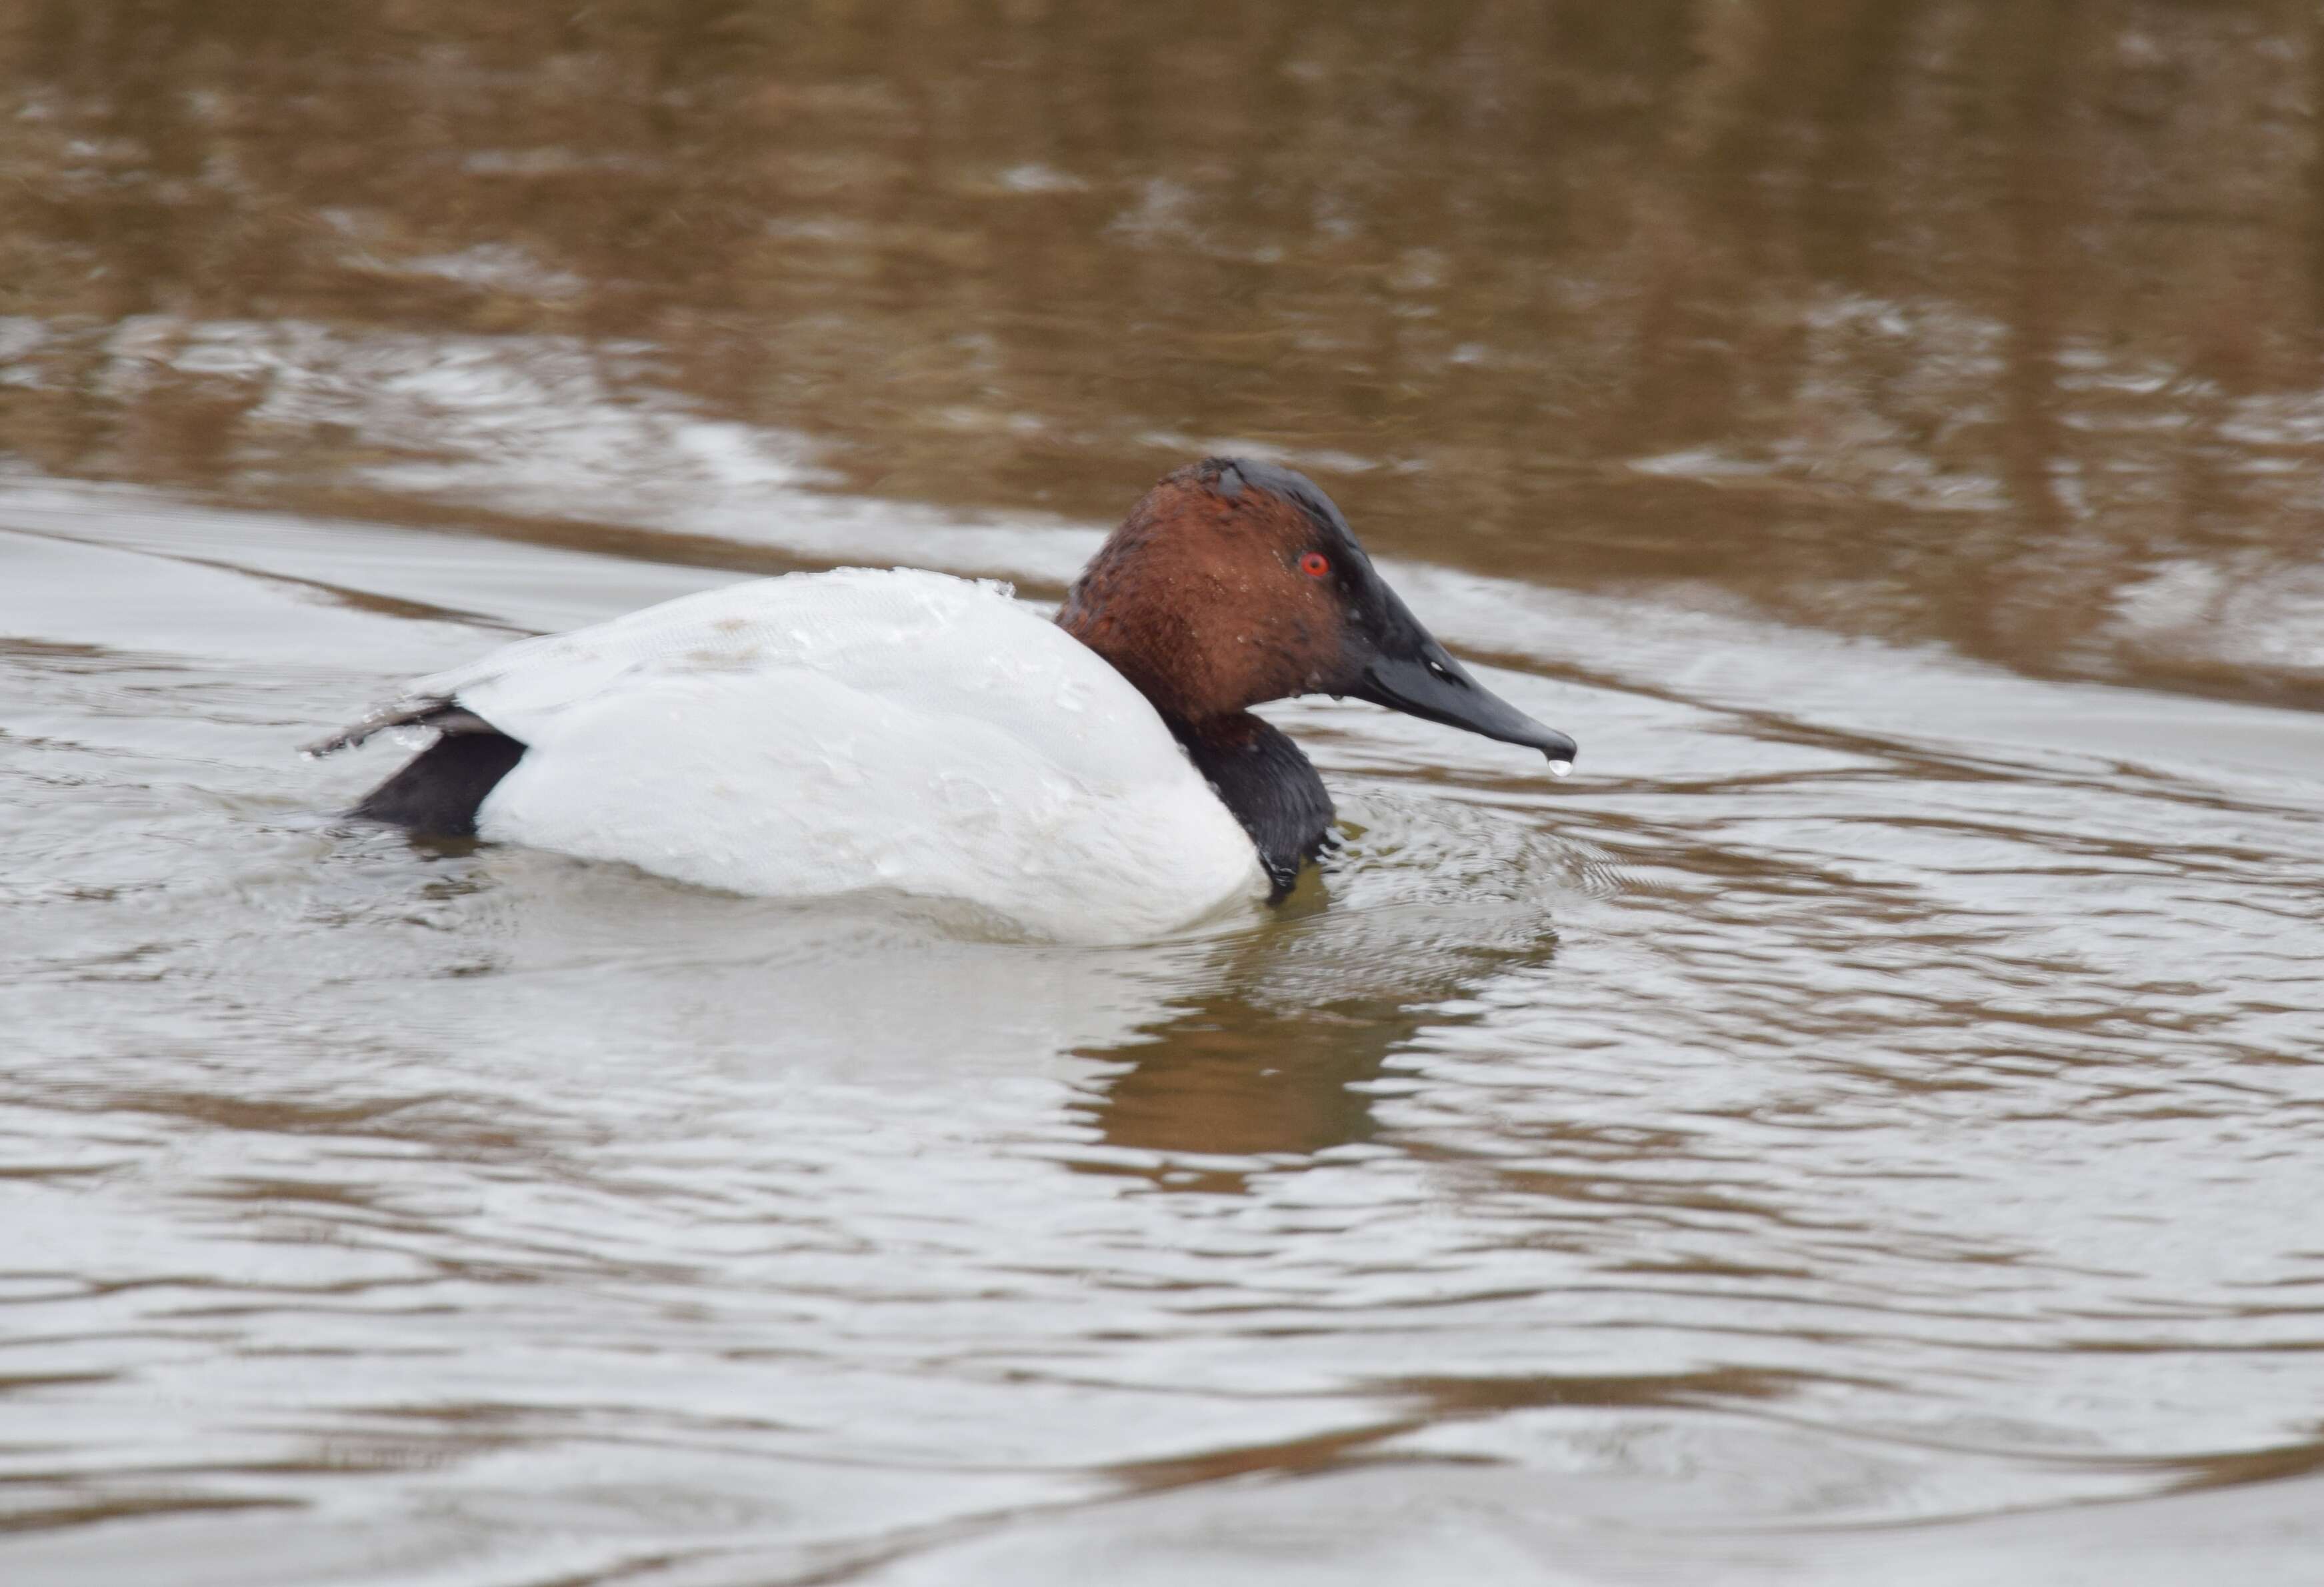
(1547, 759), (1573, 779)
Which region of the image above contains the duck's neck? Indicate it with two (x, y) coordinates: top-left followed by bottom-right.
(1167, 711), (1335, 901)
(1058, 597), (1335, 897)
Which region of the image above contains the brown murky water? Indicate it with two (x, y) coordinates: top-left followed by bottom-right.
(4, 4), (2323, 1582)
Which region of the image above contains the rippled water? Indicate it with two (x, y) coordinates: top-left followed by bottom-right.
(6, 470), (2323, 1584)
(8, 2), (2324, 1581)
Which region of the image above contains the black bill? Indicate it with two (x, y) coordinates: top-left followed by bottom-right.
(1345, 589), (1578, 765)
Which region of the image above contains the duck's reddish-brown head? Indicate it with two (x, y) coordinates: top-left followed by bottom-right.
(1059, 457), (1577, 764)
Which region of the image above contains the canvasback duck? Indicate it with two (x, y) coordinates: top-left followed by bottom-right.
(310, 458), (1578, 940)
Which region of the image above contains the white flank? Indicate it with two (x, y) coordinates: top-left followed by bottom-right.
(386, 567), (1265, 941)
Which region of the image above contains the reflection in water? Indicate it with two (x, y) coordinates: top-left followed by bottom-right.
(1077, 907), (1559, 1186)
(1083, 996), (1395, 1180)
(4, 1), (2324, 699)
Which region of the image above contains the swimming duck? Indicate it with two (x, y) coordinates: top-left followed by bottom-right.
(311, 458), (1578, 940)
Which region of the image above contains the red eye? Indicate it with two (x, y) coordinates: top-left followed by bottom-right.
(1299, 551), (1331, 578)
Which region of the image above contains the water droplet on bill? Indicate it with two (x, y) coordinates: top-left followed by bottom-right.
(1547, 758), (1573, 778)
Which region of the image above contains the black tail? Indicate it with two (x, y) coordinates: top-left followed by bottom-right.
(351, 731), (527, 838)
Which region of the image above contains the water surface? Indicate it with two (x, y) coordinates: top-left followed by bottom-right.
(5, 5), (2324, 1583)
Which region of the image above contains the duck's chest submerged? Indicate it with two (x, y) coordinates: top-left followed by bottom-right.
(448, 570), (1268, 940)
